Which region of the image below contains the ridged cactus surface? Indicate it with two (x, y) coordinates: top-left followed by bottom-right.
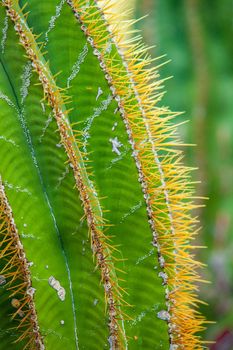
(0, 1), (205, 349)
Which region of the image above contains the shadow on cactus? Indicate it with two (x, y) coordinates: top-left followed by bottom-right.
(0, 0), (208, 349)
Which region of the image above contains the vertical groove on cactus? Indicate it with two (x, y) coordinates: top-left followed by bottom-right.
(2, 1), (128, 347)
(0, 177), (43, 349)
(68, 0), (206, 348)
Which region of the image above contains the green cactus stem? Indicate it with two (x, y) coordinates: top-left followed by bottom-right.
(0, 0), (206, 349)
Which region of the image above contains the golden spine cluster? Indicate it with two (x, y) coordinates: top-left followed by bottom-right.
(0, 178), (43, 350)
(3, 0), (128, 348)
(68, 0), (207, 348)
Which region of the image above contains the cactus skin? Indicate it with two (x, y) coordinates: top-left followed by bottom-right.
(0, 0), (206, 349)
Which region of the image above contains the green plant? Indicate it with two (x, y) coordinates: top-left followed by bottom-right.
(0, 0), (206, 349)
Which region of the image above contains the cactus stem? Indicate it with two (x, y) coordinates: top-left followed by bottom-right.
(0, 177), (44, 349)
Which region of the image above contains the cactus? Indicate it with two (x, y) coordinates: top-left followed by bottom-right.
(0, 0), (206, 349)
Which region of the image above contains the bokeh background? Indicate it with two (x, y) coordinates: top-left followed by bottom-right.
(133, 0), (233, 348)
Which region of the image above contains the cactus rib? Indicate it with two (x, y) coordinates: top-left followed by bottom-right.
(2, 0), (128, 347)
(0, 177), (43, 349)
(68, 0), (206, 348)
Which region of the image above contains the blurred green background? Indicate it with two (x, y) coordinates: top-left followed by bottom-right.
(134, 0), (233, 348)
